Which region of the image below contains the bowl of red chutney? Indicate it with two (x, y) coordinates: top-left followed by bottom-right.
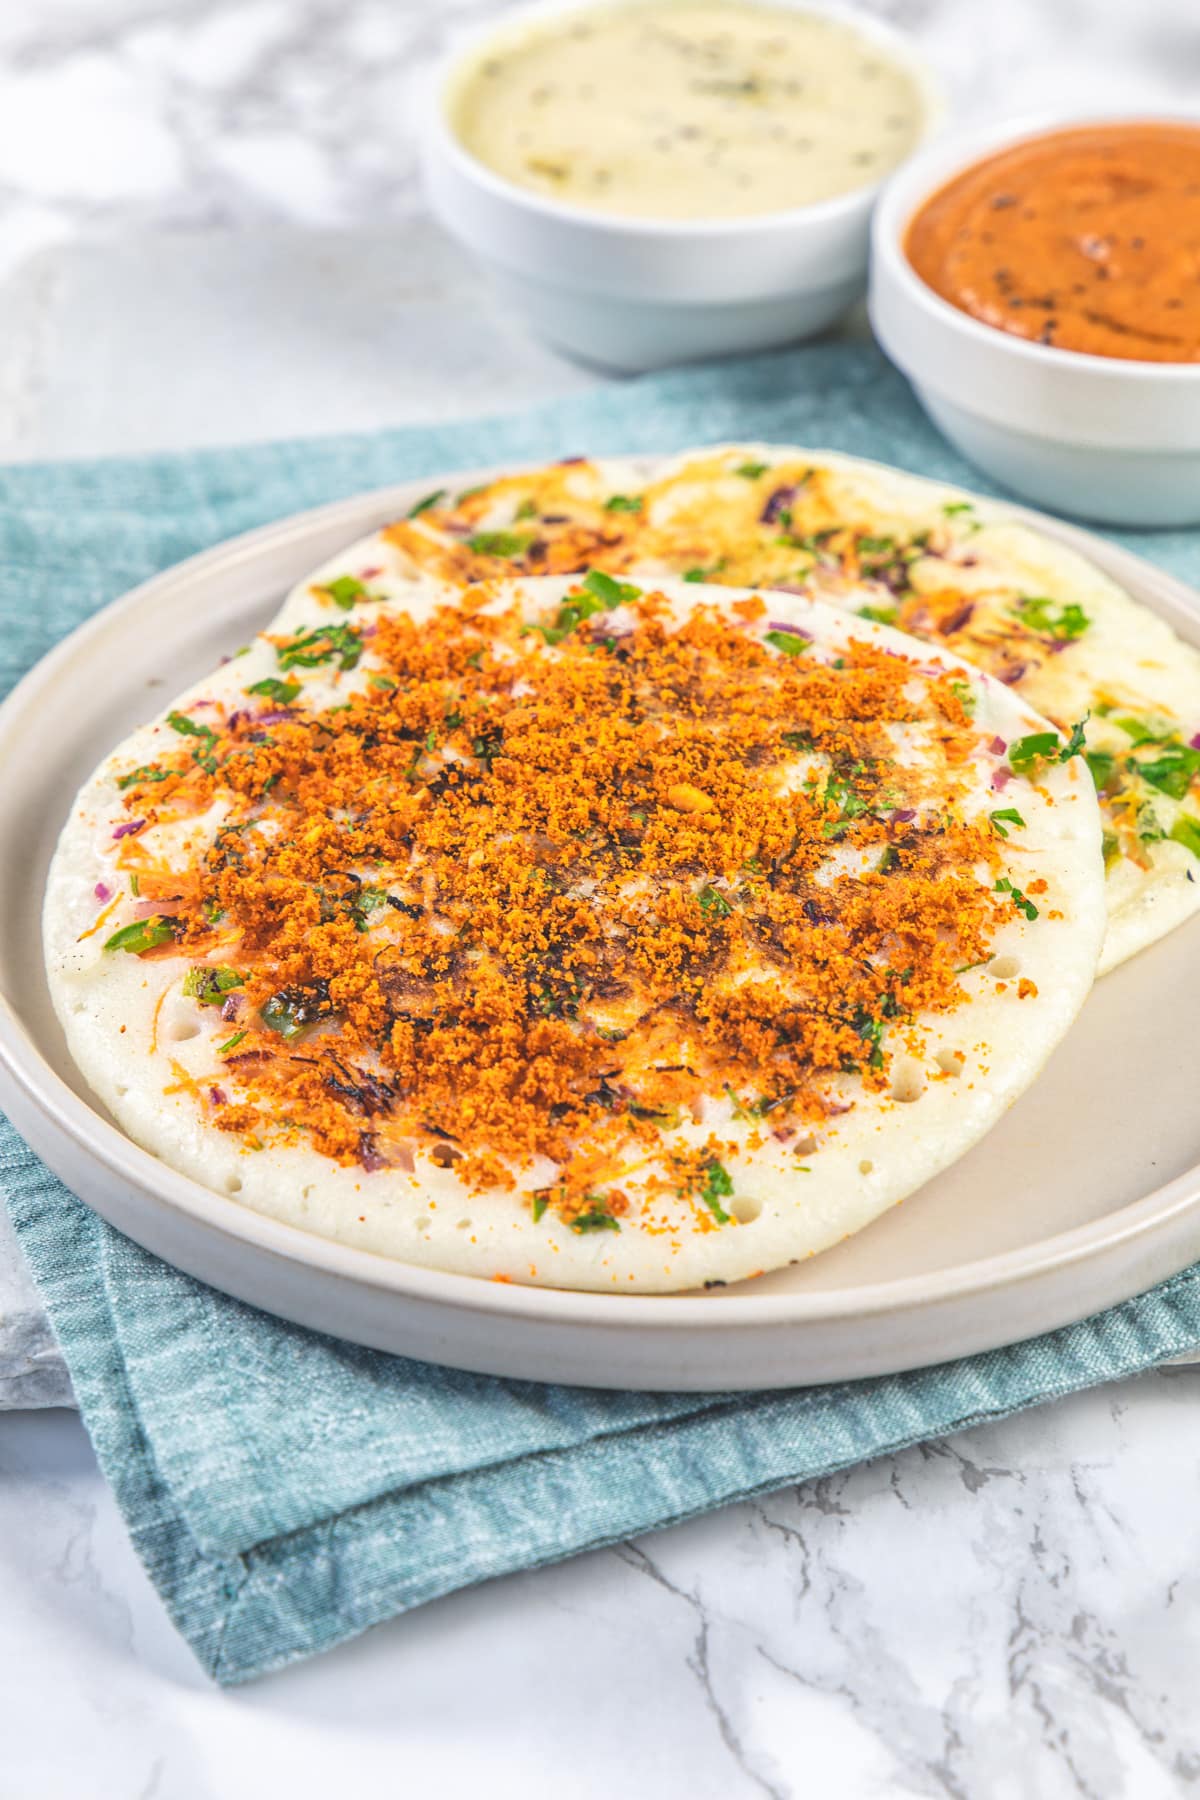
(870, 115), (1200, 525)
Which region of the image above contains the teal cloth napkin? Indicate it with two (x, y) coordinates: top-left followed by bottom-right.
(8, 342), (1200, 1686)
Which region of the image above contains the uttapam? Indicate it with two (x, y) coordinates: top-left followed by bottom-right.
(46, 573), (1105, 1291)
(378, 447), (1200, 973)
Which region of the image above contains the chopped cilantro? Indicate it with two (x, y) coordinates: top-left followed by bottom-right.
(276, 623), (362, 672)
(260, 983), (332, 1039)
(1014, 594), (1091, 639)
(466, 530), (533, 557)
(1008, 719), (1088, 773)
(350, 887), (388, 930)
(988, 807), (1026, 838)
(852, 1010), (886, 1070)
(995, 876), (1038, 921)
(247, 677), (300, 703)
(532, 1193), (550, 1223)
(167, 709), (218, 752)
(407, 488), (445, 517)
(167, 710), (219, 771)
(942, 501), (974, 516)
(735, 461), (768, 479)
(103, 916), (181, 955)
(821, 772), (870, 836)
(1170, 814), (1200, 858)
(858, 604), (898, 626)
(324, 575), (368, 609)
(1137, 745), (1200, 799)
(117, 763), (171, 790)
(683, 565), (721, 583)
(582, 569), (641, 606)
(1084, 750), (1115, 791)
(1059, 716), (1089, 761)
(370, 674), (398, 692)
(539, 588), (610, 645)
(182, 966), (243, 1005)
(698, 1158), (734, 1225)
(1008, 730), (1060, 772)
(217, 1029), (247, 1055)
(857, 535), (895, 555)
(570, 1197), (621, 1234)
(1115, 716), (1166, 746)
(1137, 801), (1165, 843)
(168, 709), (211, 738)
(764, 629), (808, 658)
(698, 884), (733, 918)
(603, 494), (643, 513)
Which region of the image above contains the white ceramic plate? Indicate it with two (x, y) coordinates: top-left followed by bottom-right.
(4, 464), (1200, 1392)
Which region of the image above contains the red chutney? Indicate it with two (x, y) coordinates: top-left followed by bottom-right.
(905, 122), (1200, 362)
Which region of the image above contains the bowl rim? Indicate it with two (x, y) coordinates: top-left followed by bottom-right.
(423, 0), (944, 240)
(872, 106), (1200, 383)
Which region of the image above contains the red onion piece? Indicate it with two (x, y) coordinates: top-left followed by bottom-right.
(938, 602), (975, 635)
(992, 767), (1012, 790)
(760, 485), (797, 525)
(989, 736), (1007, 755)
(358, 1133), (415, 1174)
(94, 881), (113, 902)
(112, 819), (144, 839)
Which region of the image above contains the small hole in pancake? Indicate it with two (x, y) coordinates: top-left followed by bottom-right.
(934, 1048), (965, 1077)
(456, 1218), (472, 1231)
(989, 954), (1020, 979)
(794, 1133), (817, 1156)
(115, 1084), (128, 1098)
(859, 1159), (874, 1176)
(225, 1174), (243, 1195)
(71, 1003), (87, 1016)
(165, 1016), (200, 1042)
(891, 1058), (926, 1104)
(731, 1193), (762, 1224)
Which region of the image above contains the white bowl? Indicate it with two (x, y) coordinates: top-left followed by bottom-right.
(870, 111), (1200, 527)
(420, 0), (942, 373)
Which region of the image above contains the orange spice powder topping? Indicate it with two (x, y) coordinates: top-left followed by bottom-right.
(115, 584), (1006, 1229)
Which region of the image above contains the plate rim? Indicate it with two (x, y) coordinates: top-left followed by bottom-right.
(4, 449), (1200, 1379)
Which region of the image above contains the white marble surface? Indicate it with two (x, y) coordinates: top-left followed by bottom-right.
(4, 0), (1200, 1790)
(7, 1377), (1200, 1798)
